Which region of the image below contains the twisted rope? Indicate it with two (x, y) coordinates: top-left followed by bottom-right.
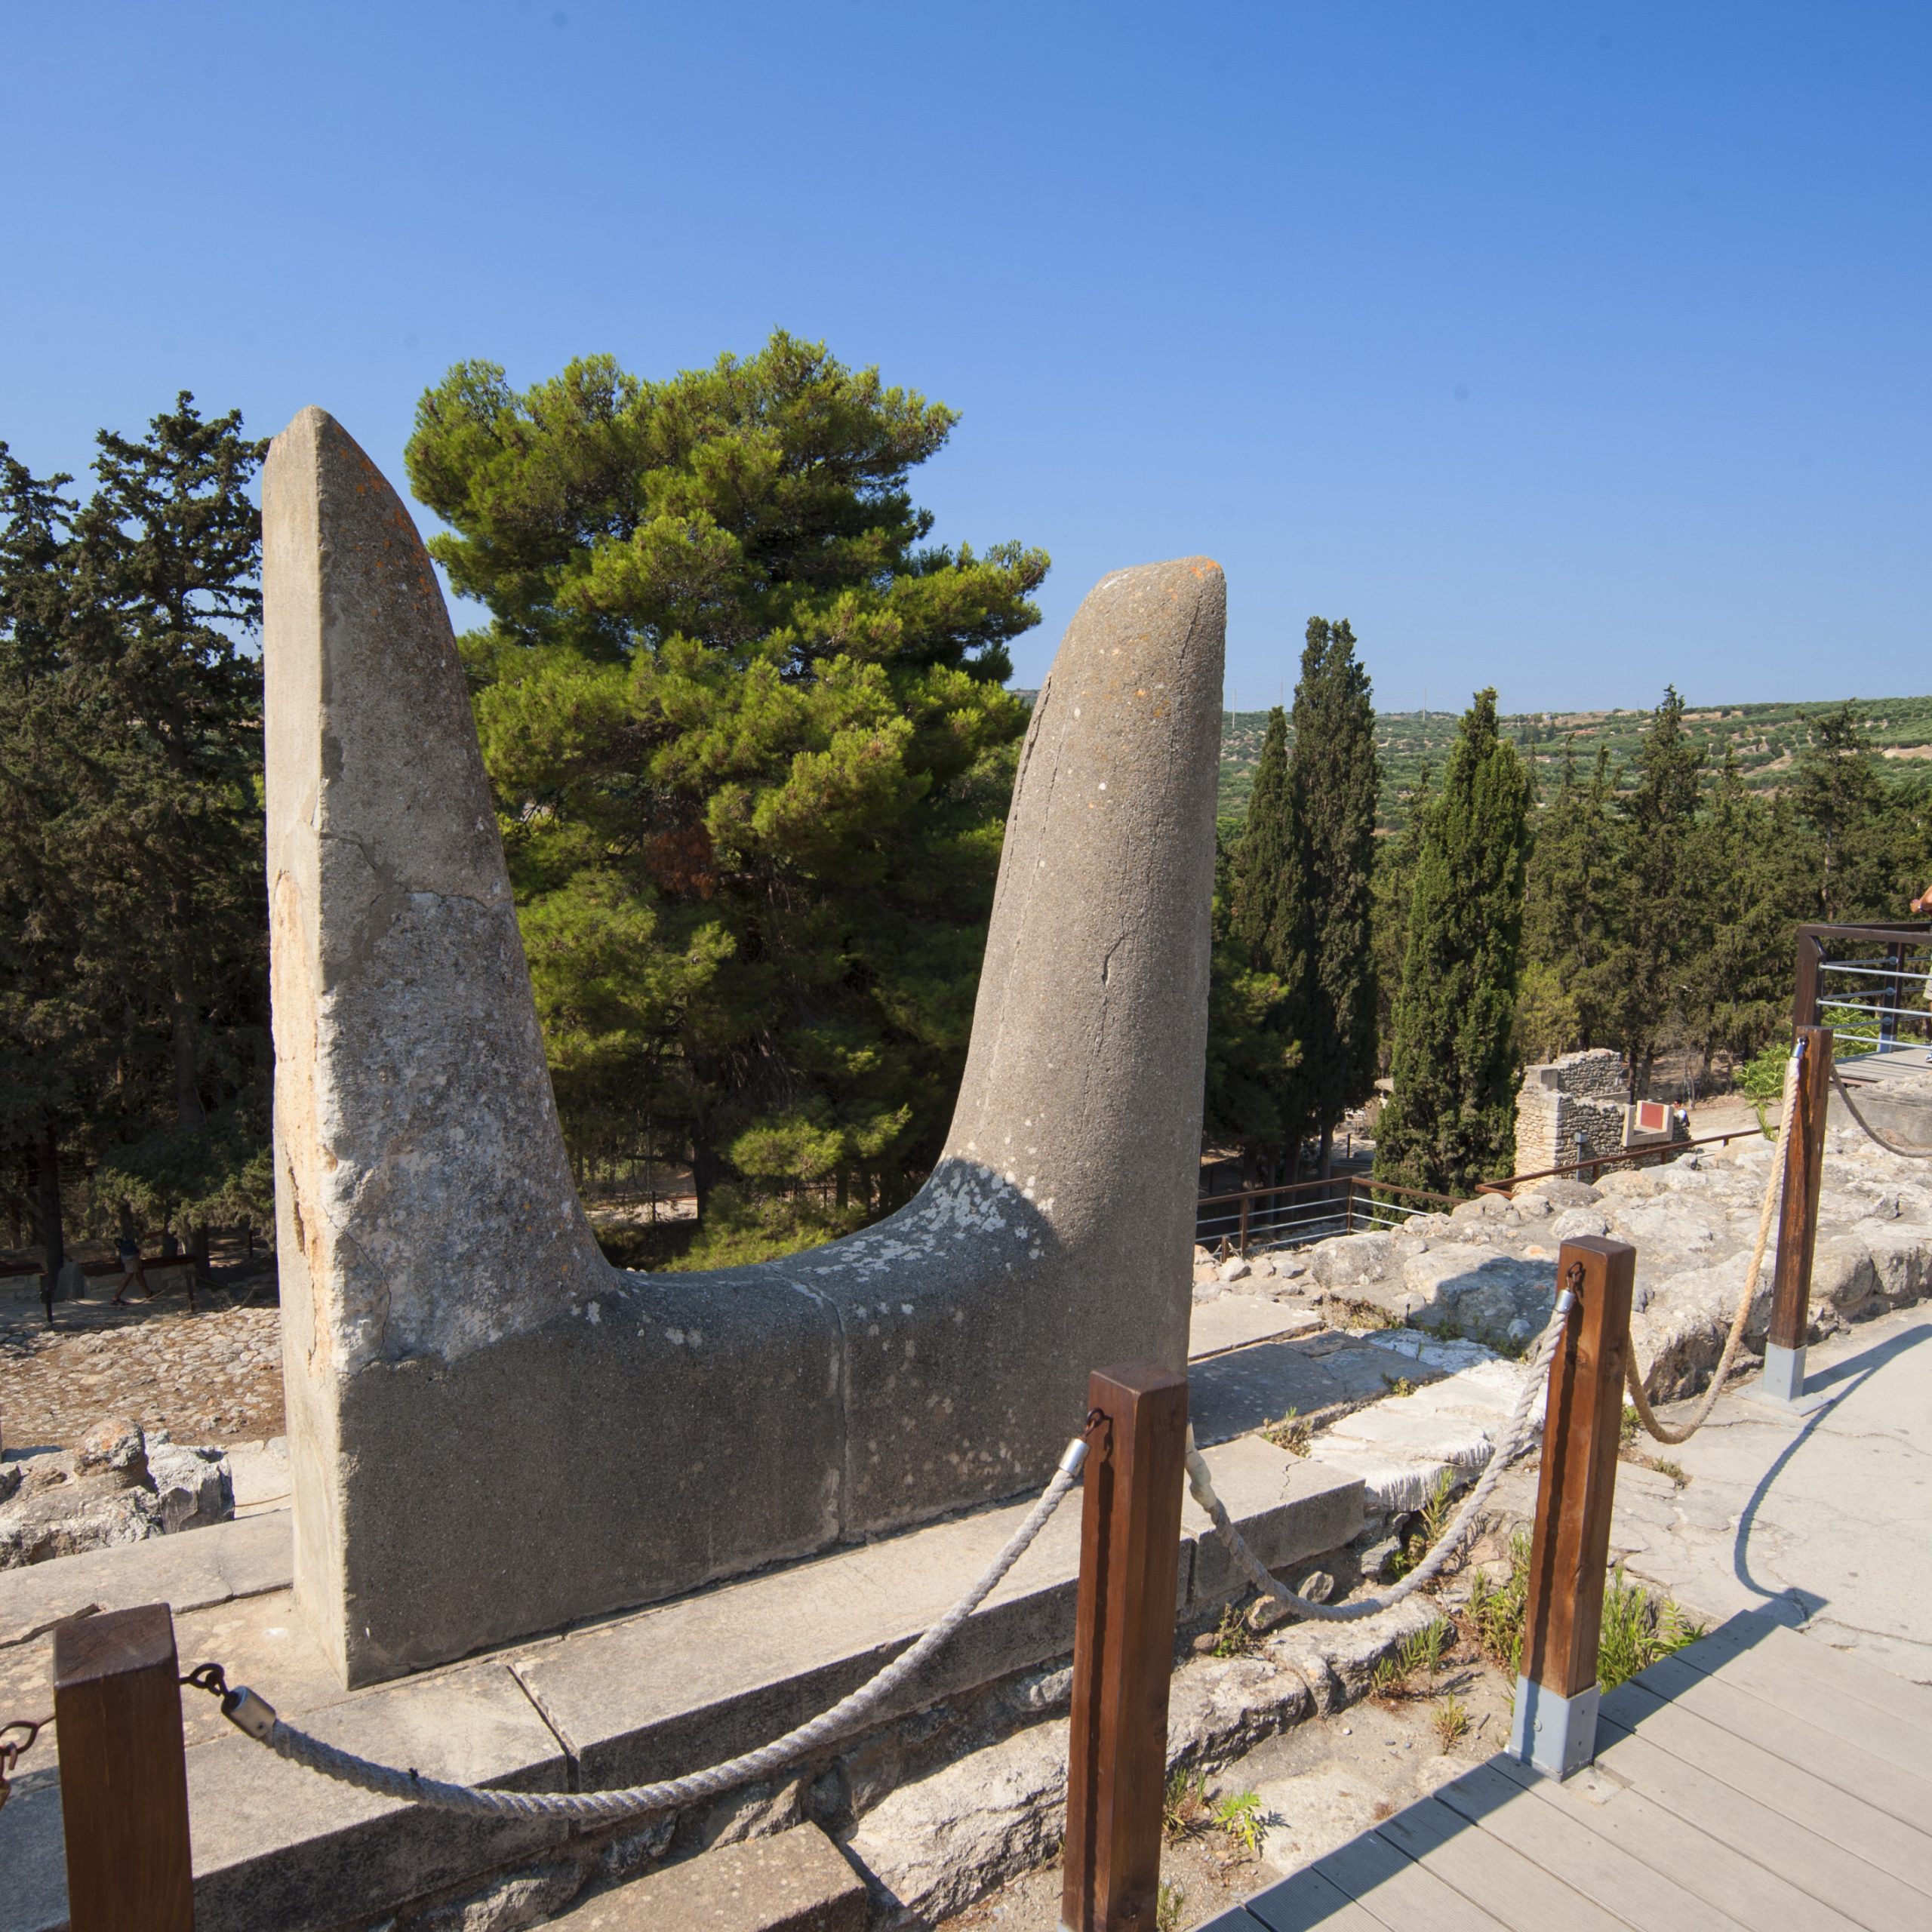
(1829, 1068), (1932, 1159)
(195, 1439), (1088, 1822)
(1623, 1047), (1798, 1444)
(1188, 1290), (1574, 1623)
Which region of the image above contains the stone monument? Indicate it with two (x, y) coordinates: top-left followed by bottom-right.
(264, 408), (1224, 1686)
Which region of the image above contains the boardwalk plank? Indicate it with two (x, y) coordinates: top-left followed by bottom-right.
(1601, 1682), (1932, 1892)
(1630, 1651), (1932, 1826)
(1194, 1909), (1275, 1931)
(1687, 1621), (1932, 1730)
(1488, 1752), (1865, 1932)
(1309, 1818), (1502, 1931)
(1373, 1792), (1626, 1931)
(1672, 1623), (1932, 1761)
(1239, 1863), (1394, 1932)
(1432, 1758), (1749, 1931)
(1594, 1721), (1932, 1930)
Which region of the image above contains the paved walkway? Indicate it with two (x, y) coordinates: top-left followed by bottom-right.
(1207, 1300), (1932, 1928)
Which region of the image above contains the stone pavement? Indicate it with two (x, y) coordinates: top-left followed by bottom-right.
(0, 1290), (282, 1453)
(1491, 1300), (1932, 1684)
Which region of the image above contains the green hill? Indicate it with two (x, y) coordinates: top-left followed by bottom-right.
(1214, 694), (1932, 830)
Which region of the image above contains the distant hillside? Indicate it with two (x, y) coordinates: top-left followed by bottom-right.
(1214, 695), (1932, 830)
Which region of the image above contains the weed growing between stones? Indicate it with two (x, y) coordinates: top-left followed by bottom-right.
(1383, 1374), (1420, 1397)
(1164, 1767), (1210, 1843)
(1334, 1297), (1404, 1330)
(1467, 1531), (1704, 1690)
(1214, 1789), (1267, 1860)
(1598, 1567), (1705, 1691)
(1155, 1880), (1186, 1930)
(1371, 1615), (1455, 1699)
(1208, 1602), (1258, 1658)
(1389, 1470), (1457, 1580)
(1432, 1694), (1472, 1749)
(1262, 1407), (1311, 1457)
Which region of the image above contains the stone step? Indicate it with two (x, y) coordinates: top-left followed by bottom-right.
(542, 1824), (866, 1931)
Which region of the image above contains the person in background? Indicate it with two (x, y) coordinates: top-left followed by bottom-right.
(112, 1231), (149, 1306)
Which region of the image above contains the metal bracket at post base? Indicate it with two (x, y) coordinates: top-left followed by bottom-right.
(1749, 1341), (1829, 1414)
(1509, 1675), (1600, 1780)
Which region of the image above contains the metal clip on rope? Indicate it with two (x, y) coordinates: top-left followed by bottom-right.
(181, 1432), (1091, 1822)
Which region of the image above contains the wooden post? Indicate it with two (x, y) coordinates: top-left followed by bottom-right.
(1764, 1027), (1832, 1404)
(53, 1602), (195, 1932)
(1791, 926), (1824, 1035)
(1063, 1363), (1189, 1932)
(1509, 1238), (1633, 1780)
(1237, 1192), (1251, 1255)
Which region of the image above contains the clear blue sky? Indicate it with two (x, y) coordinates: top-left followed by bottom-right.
(3, 3), (1926, 714)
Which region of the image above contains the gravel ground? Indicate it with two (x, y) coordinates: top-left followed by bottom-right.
(0, 1284), (283, 1454)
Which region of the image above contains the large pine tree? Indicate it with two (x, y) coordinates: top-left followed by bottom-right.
(1374, 689), (1529, 1195)
(405, 334), (1047, 1257)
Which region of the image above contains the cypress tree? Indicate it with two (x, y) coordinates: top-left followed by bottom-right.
(1232, 706), (1295, 966)
(1280, 618), (1380, 1175)
(1374, 689), (1530, 1195)
(1371, 758), (1431, 1068)
(1609, 687), (1703, 1101)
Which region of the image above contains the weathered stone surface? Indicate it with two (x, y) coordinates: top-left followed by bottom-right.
(0, 1426), (231, 1569)
(263, 408), (1225, 1684)
(549, 1825), (866, 1932)
(0, 1506), (287, 1647)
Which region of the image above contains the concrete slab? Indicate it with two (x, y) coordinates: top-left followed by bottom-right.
(546, 1823), (866, 1930)
(0, 1507), (291, 1647)
(226, 1435), (291, 1515)
(1189, 1297), (1323, 1360)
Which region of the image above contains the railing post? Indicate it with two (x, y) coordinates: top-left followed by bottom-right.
(1764, 1028), (1832, 1405)
(1063, 1363), (1189, 1932)
(1237, 1192), (1251, 1255)
(53, 1602), (195, 1932)
(1792, 927), (1823, 1035)
(1510, 1237), (1634, 1781)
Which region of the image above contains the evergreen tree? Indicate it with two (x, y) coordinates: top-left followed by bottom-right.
(1202, 824), (1295, 1173)
(1792, 702), (1894, 921)
(0, 398), (269, 1296)
(1371, 758), (1430, 1071)
(1279, 618), (1380, 1174)
(1374, 690), (1529, 1195)
(1608, 687), (1703, 1100)
(1520, 738), (1617, 1059)
(405, 335), (1046, 1253)
(1232, 706), (1295, 967)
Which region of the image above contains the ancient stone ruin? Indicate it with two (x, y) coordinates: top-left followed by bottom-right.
(263, 408), (1225, 1687)
(1512, 1048), (1636, 1174)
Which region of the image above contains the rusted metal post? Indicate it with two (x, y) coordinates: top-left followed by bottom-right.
(1764, 1028), (1832, 1405)
(53, 1602), (195, 1931)
(1063, 1363), (1189, 1932)
(1509, 1238), (1634, 1780)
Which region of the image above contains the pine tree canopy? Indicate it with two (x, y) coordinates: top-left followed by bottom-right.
(405, 333), (1048, 1257)
(1374, 688), (1528, 1195)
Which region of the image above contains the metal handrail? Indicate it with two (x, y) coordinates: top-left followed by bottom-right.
(1475, 1128), (1761, 1196)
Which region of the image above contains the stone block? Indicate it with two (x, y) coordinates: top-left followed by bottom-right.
(550, 1824), (866, 1931)
(1183, 1437), (1365, 1603)
(0, 1507), (290, 1647)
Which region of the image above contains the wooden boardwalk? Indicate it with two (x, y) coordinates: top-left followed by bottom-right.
(1204, 1611), (1932, 1932)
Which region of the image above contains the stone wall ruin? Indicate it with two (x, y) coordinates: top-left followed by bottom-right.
(263, 408), (1225, 1686)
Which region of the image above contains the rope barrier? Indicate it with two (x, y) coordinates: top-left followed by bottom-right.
(1187, 1287), (1576, 1624)
(185, 1435), (1089, 1822)
(1621, 1044), (1798, 1446)
(1829, 1069), (1932, 1159)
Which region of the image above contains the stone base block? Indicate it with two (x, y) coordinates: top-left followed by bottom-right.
(548, 1824), (866, 1931)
